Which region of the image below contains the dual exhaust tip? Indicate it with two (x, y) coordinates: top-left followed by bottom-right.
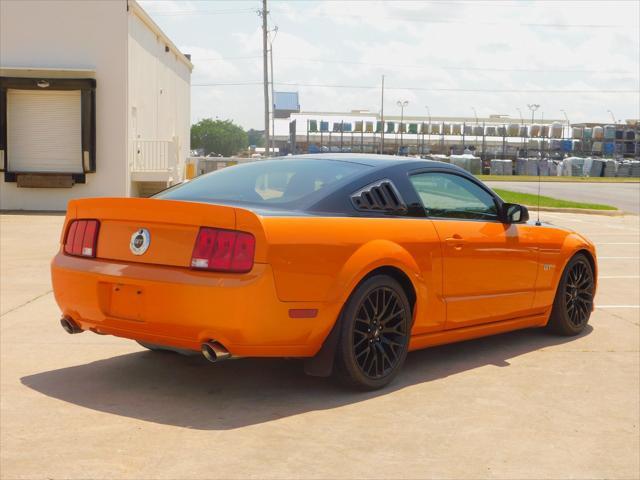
(201, 341), (231, 363)
(61, 316), (230, 363)
(60, 316), (83, 334)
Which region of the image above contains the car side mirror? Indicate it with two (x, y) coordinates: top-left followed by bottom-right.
(504, 203), (529, 224)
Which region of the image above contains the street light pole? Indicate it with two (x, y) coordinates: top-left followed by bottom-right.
(396, 100), (408, 153)
(560, 109), (570, 138)
(516, 107), (524, 155)
(380, 75), (385, 154)
(425, 105), (431, 150)
(471, 107), (478, 145)
(527, 103), (540, 125)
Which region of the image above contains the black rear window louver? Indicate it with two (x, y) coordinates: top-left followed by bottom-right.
(351, 179), (407, 214)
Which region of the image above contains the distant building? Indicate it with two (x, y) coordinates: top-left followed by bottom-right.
(273, 92), (300, 118)
(273, 109), (639, 159)
(0, 0), (192, 210)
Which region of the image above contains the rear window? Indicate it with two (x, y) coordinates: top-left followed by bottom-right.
(156, 159), (369, 206)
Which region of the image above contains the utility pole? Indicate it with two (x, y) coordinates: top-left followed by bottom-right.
(260, 0), (270, 156)
(380, 75), (385, 154)
(269, 26), (278, 156)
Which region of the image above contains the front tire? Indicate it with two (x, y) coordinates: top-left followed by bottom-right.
(546, 253), (595, 336)
(334, 274), (411, 390)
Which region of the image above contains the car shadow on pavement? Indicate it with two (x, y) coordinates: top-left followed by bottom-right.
(21, 326), (592, 430)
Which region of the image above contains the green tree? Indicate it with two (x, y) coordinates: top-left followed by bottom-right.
(190, 119), (249, 157)
(247, 128), (265, 147)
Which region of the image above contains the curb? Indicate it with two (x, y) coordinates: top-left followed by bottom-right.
(523, 205), (625, 216)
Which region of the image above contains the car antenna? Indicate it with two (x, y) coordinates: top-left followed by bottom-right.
(535, 156), (542, 226)
(527, 103), (542, 226)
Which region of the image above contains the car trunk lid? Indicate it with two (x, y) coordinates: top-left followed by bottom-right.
(65, 197), (266, 267)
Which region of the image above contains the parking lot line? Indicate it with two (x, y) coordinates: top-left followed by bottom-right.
(596, 305), (640, 309)
(598, 256), (640, 259)
(595, 242), (640, 245)
(599, 275), (640, 279)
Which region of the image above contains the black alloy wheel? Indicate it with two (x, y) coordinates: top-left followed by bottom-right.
(565, 259), (594, 328)
(353, 286), (408, 378)
(334, 275), (411, 389)
(547, 254), (595, 336)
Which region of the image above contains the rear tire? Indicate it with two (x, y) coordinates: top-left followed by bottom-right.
(334, 274), (411, 390)
(546, 253), (595, 336)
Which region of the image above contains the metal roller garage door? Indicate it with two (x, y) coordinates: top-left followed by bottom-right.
(7, 89), (82, 173)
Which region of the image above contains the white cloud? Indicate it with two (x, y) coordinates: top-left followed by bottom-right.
(142, 0), (640, 127)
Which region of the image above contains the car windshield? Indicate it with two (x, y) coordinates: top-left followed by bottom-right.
(155, 158), (370, 207)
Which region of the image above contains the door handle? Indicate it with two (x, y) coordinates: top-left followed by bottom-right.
(445, 235), (465, 250)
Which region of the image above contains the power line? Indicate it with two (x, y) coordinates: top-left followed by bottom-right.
(144, 5), (638, 28)
(145, 8), (256, 16)
(190, 55), (638, 75)
(193, 81), (263, 86)
(191, 81), (638, 94)
(194, 55), (262, 61)
(269, 8), (637, 29)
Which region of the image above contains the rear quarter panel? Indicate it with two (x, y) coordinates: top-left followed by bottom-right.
(261, 216), (445, 336)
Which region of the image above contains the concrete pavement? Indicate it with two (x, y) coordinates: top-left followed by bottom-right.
(486, 181), (640, 214)
(1, 212), (639, 479)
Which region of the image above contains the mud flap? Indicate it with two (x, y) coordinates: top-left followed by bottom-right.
(303, 319), (341, 377)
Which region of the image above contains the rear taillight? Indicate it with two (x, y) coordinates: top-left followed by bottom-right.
(191, 227), (255, 273)
(64, 219), (100, 257)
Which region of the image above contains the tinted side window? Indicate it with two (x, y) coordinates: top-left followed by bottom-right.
(410, 172), (498, 220)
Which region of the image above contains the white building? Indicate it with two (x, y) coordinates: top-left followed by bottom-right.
(0, 0), (192, 210)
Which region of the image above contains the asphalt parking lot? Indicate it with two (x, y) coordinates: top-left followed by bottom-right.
(485, 181), (640, 214)
(1, 211), (639, 479)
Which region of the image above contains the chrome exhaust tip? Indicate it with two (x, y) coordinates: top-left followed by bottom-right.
(60, 316), (83, 334)
(201, 341), (231, 363)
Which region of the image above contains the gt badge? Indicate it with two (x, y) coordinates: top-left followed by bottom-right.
(130, 228), (150, 255)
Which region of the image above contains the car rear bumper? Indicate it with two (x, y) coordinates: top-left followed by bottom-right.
(51, 253), (339, 357)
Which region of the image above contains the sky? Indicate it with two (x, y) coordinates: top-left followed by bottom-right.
(139, 0), (640, 130)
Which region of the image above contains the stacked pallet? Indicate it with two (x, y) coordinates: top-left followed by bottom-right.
(583, 158), (604, 177)
(515, 158), (540, 176)
(560, 157), (586, 176)
(603, 160), (618, 177)
(450, 154), (482, 174)
(538, 158), (550, 176)
(550, 122), (563, 138)
(619, 161), (640, 177)
(490, 159), (513, 175)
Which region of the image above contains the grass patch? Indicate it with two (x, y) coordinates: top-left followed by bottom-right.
(477, 175), (639, 183)
(493, 188), (617, 210)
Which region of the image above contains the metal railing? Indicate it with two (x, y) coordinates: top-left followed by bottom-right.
(130, 139), (177, 172)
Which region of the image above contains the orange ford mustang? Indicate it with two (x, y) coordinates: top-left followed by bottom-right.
(51, 154), (597, 389)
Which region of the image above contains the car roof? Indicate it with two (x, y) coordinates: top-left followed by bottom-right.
(283, 153), (458, 171)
